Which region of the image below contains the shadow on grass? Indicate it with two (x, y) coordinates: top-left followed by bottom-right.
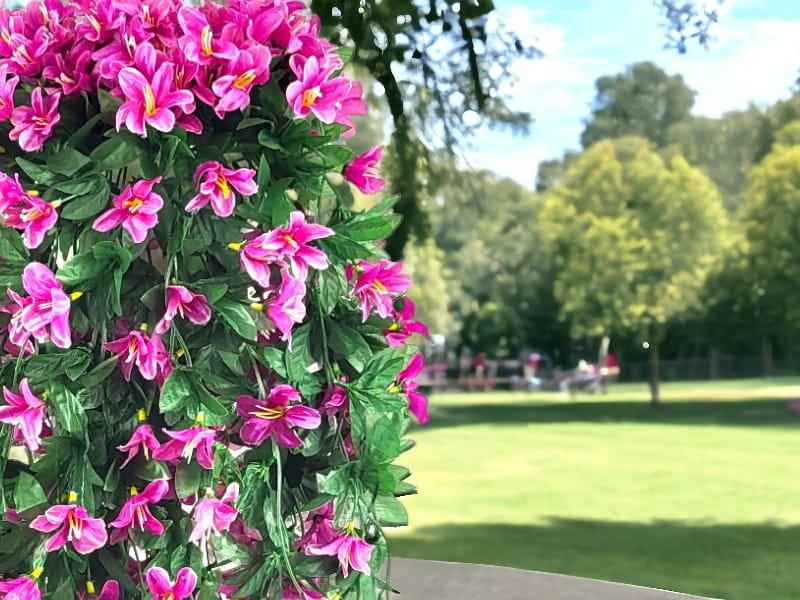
(391, 518), (800, 600)
(422, 399), (800, 430)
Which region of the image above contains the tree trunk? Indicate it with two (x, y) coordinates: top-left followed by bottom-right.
(709, 348), (719, 380)
(649, 343), (660, 406)
(760, 335), (773, 377)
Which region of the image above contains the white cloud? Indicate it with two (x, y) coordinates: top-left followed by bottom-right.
(472, 3), (800, 187)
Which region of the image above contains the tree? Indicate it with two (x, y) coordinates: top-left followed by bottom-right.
(664, 107), (772, 211)
(308, 2), (720, 256)
(403, 236), (456, 339)
(541, 137), (727, 404)
(738, 142), (800, 367)
(581, 62), (696, 148)
(425, 167), (568, 358)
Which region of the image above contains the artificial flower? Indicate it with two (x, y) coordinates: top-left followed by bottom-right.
(306, 523), (374, 577)
(346, 259), (411, 322)
(0, 378), (46, 452)
(152, 421), (216, 470)
(188, 482), (239, 544)
(93, 177), (164, 244)
(9, 88), (60, 152)
(236, 385), (321, 448)
(385, 297), (429, 347)
(343, 145), (386, 195)
(30, 501), (108, 554)
(396, 353), (429, 424)
(154, 285), (211, 334)
(185, 161), (256, 218)
(144, 567), (197, 600)
(109, 480), (169, 544)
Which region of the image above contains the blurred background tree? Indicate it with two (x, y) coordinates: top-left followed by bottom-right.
(540, 137), (727, 404)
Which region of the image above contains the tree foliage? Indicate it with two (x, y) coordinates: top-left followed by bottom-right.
(540, 137), (727, 399)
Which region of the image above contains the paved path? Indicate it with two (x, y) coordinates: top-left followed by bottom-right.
(390, 558), (717, 599)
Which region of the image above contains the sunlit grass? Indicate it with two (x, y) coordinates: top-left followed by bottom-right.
(390, 378), (800, 600)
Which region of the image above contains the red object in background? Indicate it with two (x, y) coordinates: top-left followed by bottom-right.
(526, 353), (541, 368)
(473, 353), (487, 368)
(605, 353), (619, 368)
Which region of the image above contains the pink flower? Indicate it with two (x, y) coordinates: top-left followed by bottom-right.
(344, 145), (386, 195)
(116, 62), (194, 136)
(117, 422), (161, 468)
(211, 46), (271, 117)
(109, 480), (168, 544)
(319, 381), (348, 416)
(78, 580), (119, 600)
(333, 79), (368, 138)
(294, 502), (337, 554)
(10, 88), (61, 152)
(267, 274), (306, 343)
(104, 328), (169, 381)
(144, 567), (197, 600)
(286, 55), (351, 123)
(0, 172), (25, 213)
(0, 378), (46, 452)
(346, 260), (411, 322)
(397, 353), (429, 424)
(255, 211), (334, 280)
(0, 63), (20, 121)
(2, 193), (60, 249)
(0, 574), (41, 600)
(93, 177), (164, 244)
(152, 424), (215, 470)
(6, 262), (74, 349)
(30, 502), (108, 555)
(185, 161), (257, 218)
(154, 285), (212, 335)
(385, 298), (429, 347)
(177, 7), (237, 66)
(306, 525), (374, 577)
(236, 385), (320, 448)
(188, 482), (239, 545)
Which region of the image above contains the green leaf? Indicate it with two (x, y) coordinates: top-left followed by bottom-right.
(90, 134), (139, 171)
(56, 242), (131, 287)
(47, 147), (91, 176)
(159, 368), (194, 413)
(15, 158), (57, 186)
(51, 576), (75, 600)
(13, 472), (47, 512)
(326, 320), (372, 372)
(372, 494), (409, 527)
(82, 355), (119, 387)
(48, 383), (86, 436)
(60, 179), (111, 220)
(335, 214), (402, 242)
(175, 461), (202, 498)
(257, 154), (271, 195)
(193, 280), (228, 304)
(237, 117), (269, 130)
(53, 173), (105, 196)
(317, 265), (345, 315)
(0, 228), (29, 266)
(215, 299), (257, 340)
(354, 347), (408, 392)
(63, 350), (92, 381)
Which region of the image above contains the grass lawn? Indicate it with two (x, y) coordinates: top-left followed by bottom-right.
(389, 378), (800, 600)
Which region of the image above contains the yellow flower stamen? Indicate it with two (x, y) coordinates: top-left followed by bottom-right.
(143, 84), (158, 117)
(86, 581), (95, 595)
(251, 404), (286, 420)
(31, 567), (44, 580)
(250, 302), (264, 312)
(200, 25), (213, 57)
(233, 69), (257, 90)
(70, 291), (83, 301)
(139, 323), (149, 333)
(51, 200), (62, 209)
(130, 486), (138, 496)
(67, 490), (78, 503)
(389, 385), (401, 394)
(137, 408), (147, 422)
(301, 87), (321, 109)
(228, 242), (242, 251)
(175, 348), (186, 358)
(195, 411), (205, 425)
(27, 189), (39, 196)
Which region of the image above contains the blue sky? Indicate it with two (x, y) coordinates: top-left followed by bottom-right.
(467, 0), (800, 188)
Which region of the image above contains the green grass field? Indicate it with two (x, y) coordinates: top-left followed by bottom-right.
(389, 378), (800, 600)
